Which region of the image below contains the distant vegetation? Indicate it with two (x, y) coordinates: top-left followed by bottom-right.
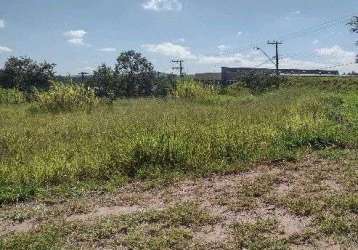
(31, 82), (99, 113)
(0, 56), (55, 92)
(0, 74), (357, 204)
(0, 16), (357, 250)
(0, 24), (357, 203)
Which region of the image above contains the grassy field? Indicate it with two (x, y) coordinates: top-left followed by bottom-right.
(0, 77), (357, 249)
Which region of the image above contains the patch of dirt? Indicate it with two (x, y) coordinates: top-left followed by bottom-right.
(0, 155), (352, 249)
(275, 210), (311, 236)
(321, 179), (343, 192)
(66, 205), (142, 222)
(276, 182), (291, 195)
(195, 224), (229, 243)
(0, 219), (37, 236)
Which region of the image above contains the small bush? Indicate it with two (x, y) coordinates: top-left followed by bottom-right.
(32, 82), (99, 113)
(173, 79), (218, 99)
(0, 88), (25, 104)
(220, 83), (252, 97)
(238, 73), (287, 94)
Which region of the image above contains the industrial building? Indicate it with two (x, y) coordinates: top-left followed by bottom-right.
(221, 67), (339, 83)
(194, 67), (340, 84)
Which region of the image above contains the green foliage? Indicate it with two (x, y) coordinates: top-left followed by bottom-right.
(0, 202), (215, 249)
(0, 225), (63, 250)
(32, 82), (99, 113)
(231, 219), (288, 249)
(115, 50), (156, 97)
(88, 51), (157, 98)
(219, 83), (252, 97)
(0, 79), (357, 203)
(0, 185), (37, 205)
(153, 74), (176, 97)
(90, 63), (118, 99)
(173, 79), (218, 99)
(238, 73), (287, 94)
(0, 56), (56, 92)
(0, 88), (25, 104)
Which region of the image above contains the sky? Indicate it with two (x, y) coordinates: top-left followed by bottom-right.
(0, 0), (357, 75)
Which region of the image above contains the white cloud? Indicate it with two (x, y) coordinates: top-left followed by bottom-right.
(196, 50), (266, 67)
(98, 47), (116, 52)
(143, 42), (196, 59)
(177, 38), (185, 43)
(314, 45), (355, 64)
(64, 30), (87, 38)
(0, 46), (12, 53)
(217, 45), (230, 51)
(0, 19), (5, 28)
(280, 58), (324, 69)
(67, 38), (85, 46)
(285, 10), (302, 20)
(142, 42), (355, 73)
(142, 0), (182, 11)
(82, 66), (95, 72)
(312, 39), (319, 45)
(197, 55), (244, 65)
(64, 30), (88, 46)
(315, 45), (353, 57)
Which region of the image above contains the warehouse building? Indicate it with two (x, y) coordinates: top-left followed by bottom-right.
(221, 67), (339, 83)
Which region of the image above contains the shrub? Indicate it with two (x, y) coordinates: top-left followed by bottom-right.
(32, 82), (99, 113)
(238, 73), (287, 94)
(0, 56), (55, 92)
(220, 83), (252, 97)
(173, 79), (218, 99)
(0, 87), (25, 104)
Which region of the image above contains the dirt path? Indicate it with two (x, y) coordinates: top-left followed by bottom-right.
(0, 154), (357, 249)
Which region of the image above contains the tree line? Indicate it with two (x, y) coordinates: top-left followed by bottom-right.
(1, 16), (357, 97)
(0, 50), (176, 98)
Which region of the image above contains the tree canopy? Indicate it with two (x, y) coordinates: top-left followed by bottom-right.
(0, 56), (56, 91)
(115, 50), (155, 97)
(90, 50), (157, 98)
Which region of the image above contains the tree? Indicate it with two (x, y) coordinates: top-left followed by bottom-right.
(115, 50), (155, 97)
(0, 56), (56, 91)
(91, 64), (118, 98)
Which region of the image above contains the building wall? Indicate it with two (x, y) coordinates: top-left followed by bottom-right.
(221, 67), (339, 82)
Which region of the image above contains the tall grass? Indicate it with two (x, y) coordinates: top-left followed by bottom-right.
(173, 79), (218, 99)
(0, 88), (25, 104)
(31, 82), (99, 113)
(0, 78), (357, 203)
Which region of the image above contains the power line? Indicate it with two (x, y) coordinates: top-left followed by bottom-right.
(254, 47), (276, 66)
(78, 72), (89, 82)
(254, 59), (273, 68)
(172, 59), (184, 77)
(267, 41), (283, 75)
(213, 12), (357, 59)
(319, 62), (356, 69)
(279, 14), (355, 41)
(175, 12), (357, 73)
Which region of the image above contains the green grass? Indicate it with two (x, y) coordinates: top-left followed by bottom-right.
(231, 219), (289, 249)
(0, 202), (217, 249)
(0, 78), (357, 203)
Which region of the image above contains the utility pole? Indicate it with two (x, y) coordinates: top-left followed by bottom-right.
(79, 72), (89, 83)
(172, 60), (184, 77)
(267, 41), (283, 75)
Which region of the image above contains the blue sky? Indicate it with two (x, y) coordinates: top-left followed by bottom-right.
(0, 0), (357, 74)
